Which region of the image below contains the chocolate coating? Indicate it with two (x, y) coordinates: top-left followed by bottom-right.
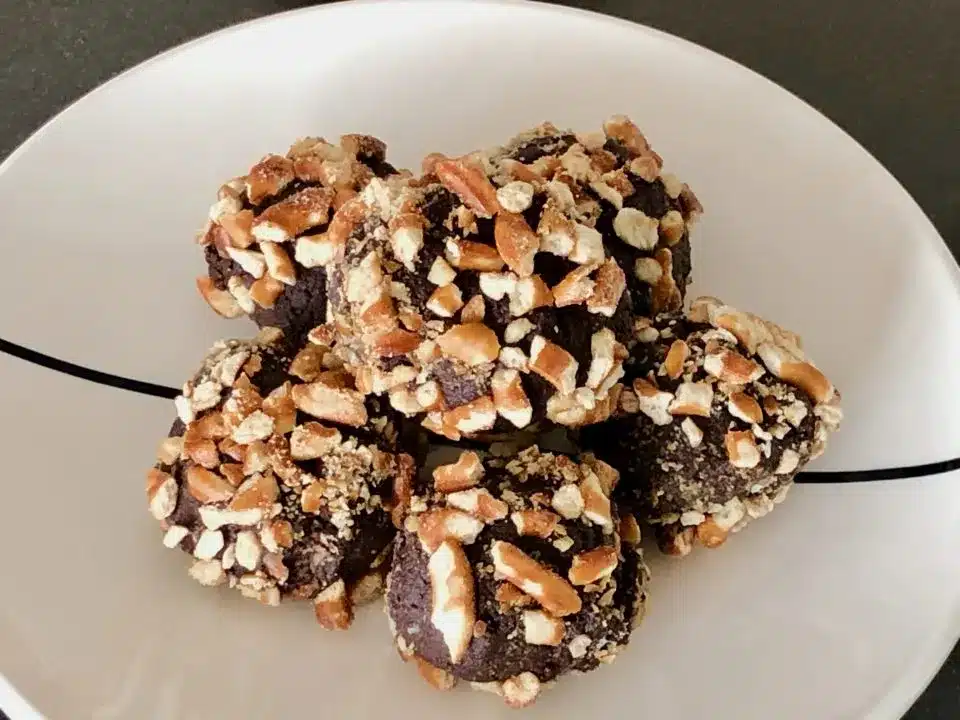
(205, 246), (330, 346)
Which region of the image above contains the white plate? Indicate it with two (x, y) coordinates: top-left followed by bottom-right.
(1, 1), (958, 718)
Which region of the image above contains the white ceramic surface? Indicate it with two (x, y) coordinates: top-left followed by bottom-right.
(0, 1), (958, 718)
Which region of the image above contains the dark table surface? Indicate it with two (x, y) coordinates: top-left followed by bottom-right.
(0, 0), (956, 718)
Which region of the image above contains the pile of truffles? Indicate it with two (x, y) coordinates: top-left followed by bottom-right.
(145, 116), (840, 707)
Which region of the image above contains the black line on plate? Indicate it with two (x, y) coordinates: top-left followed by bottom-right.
(796, 457), (960, 483)
(0, 337), (178, 399)
(1, 337), (959, 483)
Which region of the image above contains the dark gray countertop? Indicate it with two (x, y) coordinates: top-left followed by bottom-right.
(0, 0), (956, 717)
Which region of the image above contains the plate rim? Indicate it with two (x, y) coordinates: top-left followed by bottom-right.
(0, 1), (957, 718)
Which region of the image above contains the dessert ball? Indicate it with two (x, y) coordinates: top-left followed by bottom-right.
(581, 297), (843, 556)
(196, 134), (399, 343)
(386, 446), (649, 707)
(145, 329), (416, 628)
(324, 116), (701, 440)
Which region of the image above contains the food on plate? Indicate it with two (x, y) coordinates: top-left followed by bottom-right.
(196, 134), (399, 343)
(581, 296), (843, 556)
(323, 116), (700, 440)
(385, 446), (648, 706)
(146, 114), (845, 704)
(145, 329), (416, 628)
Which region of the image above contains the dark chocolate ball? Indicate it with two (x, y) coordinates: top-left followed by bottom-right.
(146, 329), (416, 629)
(324, 117), (701, 441)
(581, 296), (843, 556)
(195, 134), (398, 345)
(385, 446), (648, 707)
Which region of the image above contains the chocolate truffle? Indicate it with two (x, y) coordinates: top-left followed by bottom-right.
(323, 116), (701, 441)
(581, 296), (843, 556)
(196, 134), (398, 343)
(145, 329), (416, 628)
(386, 446), (649, 707)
